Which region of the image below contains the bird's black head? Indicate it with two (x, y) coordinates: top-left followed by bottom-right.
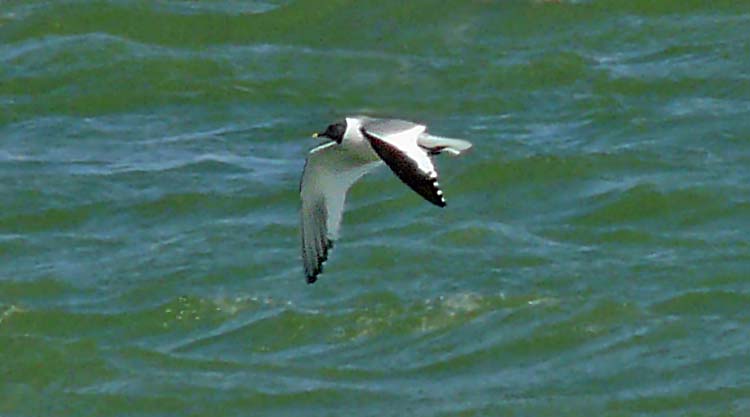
(313, 120), (346, 144)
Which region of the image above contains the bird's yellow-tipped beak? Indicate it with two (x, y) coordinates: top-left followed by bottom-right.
(311, 132), (319, 138)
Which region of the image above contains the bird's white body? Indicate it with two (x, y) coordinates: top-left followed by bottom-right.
(300, 116), (473, 283)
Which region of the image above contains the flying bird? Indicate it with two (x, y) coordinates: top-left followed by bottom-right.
(300, 116), (472, 284)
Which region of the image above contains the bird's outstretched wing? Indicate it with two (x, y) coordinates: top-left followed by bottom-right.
(300, 142), (380, 283)
(360, 121), (446, 207)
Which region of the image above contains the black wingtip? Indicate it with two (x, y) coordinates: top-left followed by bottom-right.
(430, 178), (447, 207)
(307, 264), (322, 284)
(305, 238), (334, 285)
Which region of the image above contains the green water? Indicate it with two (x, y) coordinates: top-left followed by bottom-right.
(2, 1), (750, 416)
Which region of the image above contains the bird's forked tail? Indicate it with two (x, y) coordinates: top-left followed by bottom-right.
(417, 134), (473, 156)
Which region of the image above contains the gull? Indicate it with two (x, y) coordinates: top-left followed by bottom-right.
(299, 116), (473, 284)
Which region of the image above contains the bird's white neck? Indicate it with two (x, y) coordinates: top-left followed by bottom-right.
(343, 117), (363, 141)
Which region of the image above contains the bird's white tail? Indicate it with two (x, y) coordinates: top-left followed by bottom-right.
(417, 134), (473, 156)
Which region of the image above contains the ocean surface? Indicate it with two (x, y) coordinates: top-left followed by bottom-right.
(2, 1), (750, 416)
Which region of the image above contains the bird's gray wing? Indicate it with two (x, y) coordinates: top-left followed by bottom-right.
(300, 142), (380, 283)
(360, 118), (425, 138)
(364, 118), (473, 156)
(360, 123), (447, 208)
